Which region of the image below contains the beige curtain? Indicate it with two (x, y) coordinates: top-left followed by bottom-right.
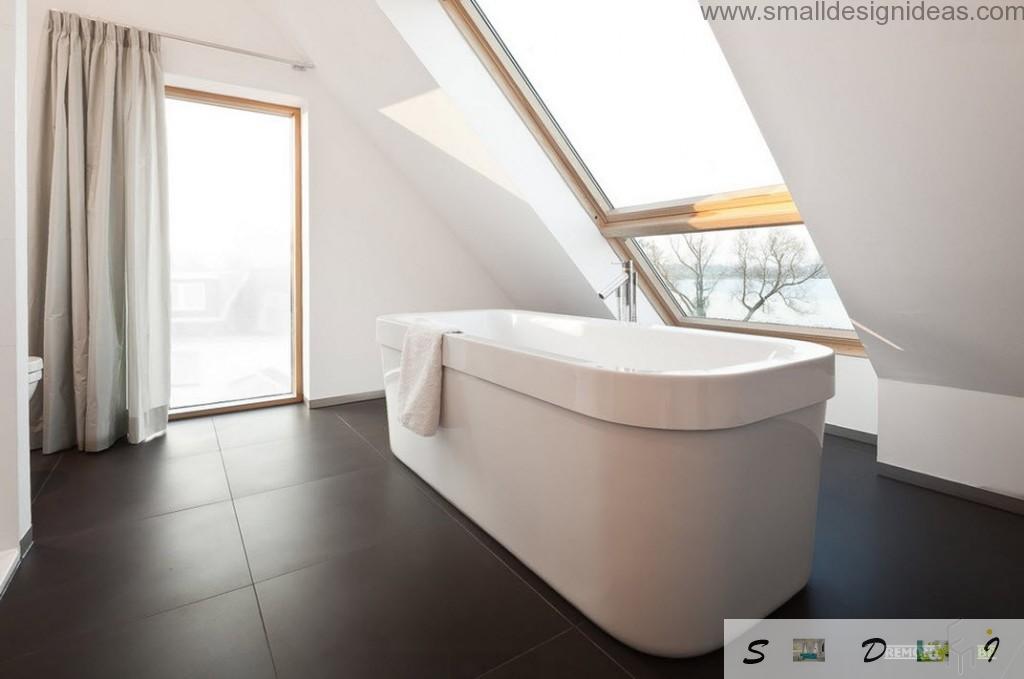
(30, 11), (170, 453)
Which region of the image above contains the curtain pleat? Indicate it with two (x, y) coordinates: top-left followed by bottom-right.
(32, 11), (170, 453)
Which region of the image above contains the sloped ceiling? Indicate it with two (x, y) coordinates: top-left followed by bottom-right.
(709, 12), (1024, 397)
(262, 0), (611, 318)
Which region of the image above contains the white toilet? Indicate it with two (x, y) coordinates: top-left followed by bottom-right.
(28, 356), (43, 398)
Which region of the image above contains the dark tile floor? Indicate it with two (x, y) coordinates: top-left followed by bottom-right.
(4, 400), (1023, 678)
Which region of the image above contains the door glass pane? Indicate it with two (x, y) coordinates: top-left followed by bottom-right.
(635, 226), (853, 330)
(167, 97), (297, 410)
(473, 0), (782, 208)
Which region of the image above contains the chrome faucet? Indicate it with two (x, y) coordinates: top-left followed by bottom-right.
(598, 260), (638, 322)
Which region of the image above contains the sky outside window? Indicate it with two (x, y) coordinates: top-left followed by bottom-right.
(474, 0), (784, 207)
(166, 97), (296, 410)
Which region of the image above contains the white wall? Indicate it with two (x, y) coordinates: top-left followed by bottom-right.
(827, 355), (878, 436)
(709, 5), (1022, 495)
(0, 0), (30, 568)
(278, 0), (644, 322)
(879, 380), (1024, 500)
(26, 0), (514, 402)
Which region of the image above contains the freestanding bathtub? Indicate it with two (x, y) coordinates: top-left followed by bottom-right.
(376, 310), (835, 658)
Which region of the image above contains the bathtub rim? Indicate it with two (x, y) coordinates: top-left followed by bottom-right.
(377, 309), (835, 431)
(378, 309), (832, 376)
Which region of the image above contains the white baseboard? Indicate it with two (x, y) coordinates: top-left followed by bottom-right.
(824, 423), (877, 445)
(878, 379), (1024, 502)
(308, 390), (385, 409)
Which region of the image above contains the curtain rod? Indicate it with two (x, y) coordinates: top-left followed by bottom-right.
(51, 10), (316, 71)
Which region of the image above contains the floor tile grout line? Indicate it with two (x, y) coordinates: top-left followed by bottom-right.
(211, 408), (388, 497)
(0, 582), (258, 668)
(212, 417), (281, 679)
(328, 409), (388, 460)
(473, 627), (575, 679)
(216, 432), (362, 456)
(223, 423), (387, 505)
(226, 470), (379, 503)
(31, 495), (237, 545)
(245, 517), (430, 587)
(132, 583), (253, 625)
(574, 622), (638, 679)
(31, 451), (64, 504)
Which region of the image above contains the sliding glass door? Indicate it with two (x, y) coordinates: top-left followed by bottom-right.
(165, 88), (302, 414)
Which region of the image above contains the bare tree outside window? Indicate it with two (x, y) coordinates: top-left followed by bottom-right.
(635, 225), (852, 330)
(639, 234), (721, 317)
(734, 229), (826, 322)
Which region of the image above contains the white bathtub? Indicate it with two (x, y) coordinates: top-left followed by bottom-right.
(376, 310), (834, 658)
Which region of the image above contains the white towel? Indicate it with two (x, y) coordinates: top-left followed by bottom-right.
(397, 322), (460, 437)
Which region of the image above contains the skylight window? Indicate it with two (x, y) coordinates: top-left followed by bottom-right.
(449, 0), (860, 352)
(473, 0), (783, 208)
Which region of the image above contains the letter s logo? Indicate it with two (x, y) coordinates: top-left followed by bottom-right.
(743, 639), (769, 664)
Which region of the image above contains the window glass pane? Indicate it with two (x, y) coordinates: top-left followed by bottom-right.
(635, 226), (853, 330)
(167, 98), (296, 410)
(473, 0), (782, 208)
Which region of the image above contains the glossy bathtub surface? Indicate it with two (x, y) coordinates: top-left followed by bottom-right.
(377, 310), (831, 656)
(377, 310), (835, 430)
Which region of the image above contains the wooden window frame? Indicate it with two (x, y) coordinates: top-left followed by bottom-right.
(442, 0), (864, 356)
(165, 86), (306, 419)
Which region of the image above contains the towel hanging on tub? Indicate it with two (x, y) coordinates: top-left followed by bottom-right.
(396, 322), (461, 436)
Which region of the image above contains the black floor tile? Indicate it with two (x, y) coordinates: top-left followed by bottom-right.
(481, 629), (628, 679)
(214, 403), (356, 450)
(221, 425), (383, 498)
(235, 465), (445, 581)
(794, 436), (1024, 619)
(31, 450), (230, 537)
(10, 402), (1024, 676)
(577, 621), (724, 679)
(257, 512), (571, 679)
(327, 399), (391, 454)
(0, 587), (275, 678)
(0, 502), (251, 661)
